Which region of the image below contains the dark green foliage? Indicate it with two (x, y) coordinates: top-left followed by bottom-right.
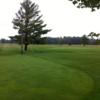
(9, 35), (21, 44)
(95, 39), (100, 45)
(88, 32), (100, 40)
(12, 0), (50, 52)
(93, 33), (100, 44)
(9, 35), (47, 44)
(81, 35), (88, 46)
(88, 32), (95, 39)
(93, 33), (100, 40)
(69, 0), (100, 11)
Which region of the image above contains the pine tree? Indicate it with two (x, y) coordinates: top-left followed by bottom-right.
(12, 0), (51, 53)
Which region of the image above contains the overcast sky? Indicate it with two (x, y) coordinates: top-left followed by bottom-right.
(0, 0), (100, 39)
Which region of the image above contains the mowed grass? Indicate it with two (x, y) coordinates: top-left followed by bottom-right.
(0, 44), (100, 100)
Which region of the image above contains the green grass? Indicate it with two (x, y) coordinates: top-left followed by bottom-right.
(0, 44), (100, 100)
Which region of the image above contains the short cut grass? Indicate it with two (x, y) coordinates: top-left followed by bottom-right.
(0, 44), (100, 100)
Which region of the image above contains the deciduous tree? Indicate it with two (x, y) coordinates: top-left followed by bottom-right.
(69, 0), (100, 11)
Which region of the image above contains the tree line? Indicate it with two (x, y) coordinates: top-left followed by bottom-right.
(1, 33), (100, 45)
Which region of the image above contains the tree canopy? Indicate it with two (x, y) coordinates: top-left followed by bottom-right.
(12, 0), (50, 53)
(69, 0), (100, 11)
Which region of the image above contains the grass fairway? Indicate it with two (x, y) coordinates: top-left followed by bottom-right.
(0, 44), (100, 100)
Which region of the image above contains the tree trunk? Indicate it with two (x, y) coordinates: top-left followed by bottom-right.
(21, 44), (24, 54)
(24, 44), (28, 51)
(21, 34), (24, 54)
(24, 33), (28, 51)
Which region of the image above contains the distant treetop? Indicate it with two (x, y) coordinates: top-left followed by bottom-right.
(69, 0), (100, 11)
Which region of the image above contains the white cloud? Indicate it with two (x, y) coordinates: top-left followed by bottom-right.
(0, 0), (100, 39)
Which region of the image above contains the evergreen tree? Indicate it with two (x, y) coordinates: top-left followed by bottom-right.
(12, 0), (51, 53)
(81, 35), (88, 46)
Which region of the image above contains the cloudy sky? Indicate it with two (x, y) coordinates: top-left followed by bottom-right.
(0, 0), (100, 39)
